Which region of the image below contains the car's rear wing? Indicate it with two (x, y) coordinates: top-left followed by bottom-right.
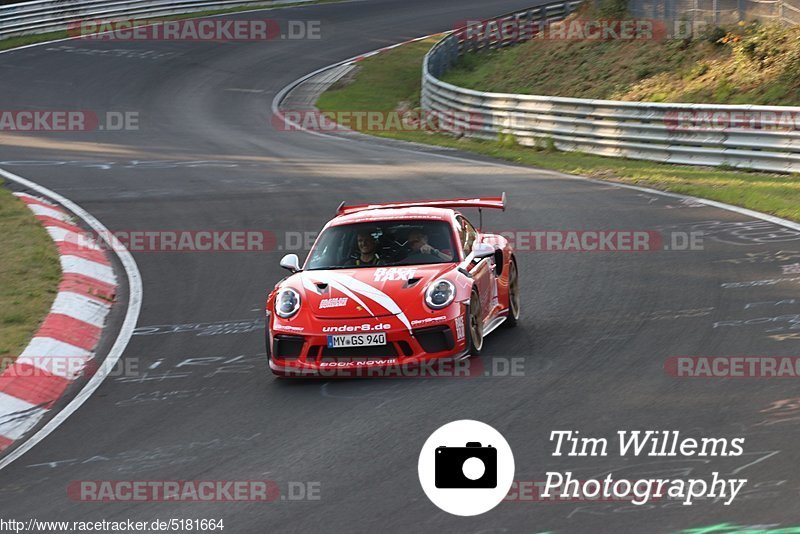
(336, 193), (506, 216)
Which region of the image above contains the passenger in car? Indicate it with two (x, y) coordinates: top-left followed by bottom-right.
(406, 229), (453, 262)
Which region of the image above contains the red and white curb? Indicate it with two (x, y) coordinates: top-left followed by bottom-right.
(0, 192), (118, 452)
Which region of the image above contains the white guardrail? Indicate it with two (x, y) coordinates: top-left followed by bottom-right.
(0, 0), (307, 40)
(421, 2), (800, 173)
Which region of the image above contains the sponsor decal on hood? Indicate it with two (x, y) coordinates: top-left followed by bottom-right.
(319, 297), (348, 309)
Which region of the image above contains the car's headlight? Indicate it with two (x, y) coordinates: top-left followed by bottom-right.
(275, 288), (301, 318)
(425, 279), (455, 309)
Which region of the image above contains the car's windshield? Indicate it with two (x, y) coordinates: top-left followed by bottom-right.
(305, 219), (457, 270)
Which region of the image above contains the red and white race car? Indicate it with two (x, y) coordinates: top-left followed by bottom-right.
(266, 196), (520, 377)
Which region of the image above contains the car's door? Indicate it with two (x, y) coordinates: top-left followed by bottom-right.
(456, 215), (497, 324)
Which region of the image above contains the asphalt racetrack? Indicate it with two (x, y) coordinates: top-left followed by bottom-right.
(1, 0), (800, 531)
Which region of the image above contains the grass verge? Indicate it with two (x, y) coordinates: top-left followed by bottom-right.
(0, 183), (61, 369)
(441, 12), (800, 105)
(315, 37), (800, 222)
(0, 0), (343, 52)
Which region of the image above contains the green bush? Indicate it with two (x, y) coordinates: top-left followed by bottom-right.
(703, 26), (728, 45)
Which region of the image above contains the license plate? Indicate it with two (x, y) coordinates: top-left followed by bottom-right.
(327, 333), (387, 348)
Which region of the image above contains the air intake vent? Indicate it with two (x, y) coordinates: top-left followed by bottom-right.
(273, 335), (304, 359)
(413, 326), (455, 353)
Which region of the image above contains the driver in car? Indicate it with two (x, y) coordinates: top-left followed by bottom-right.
(349, 231), (384, 266)
(406, 229), (453, 262)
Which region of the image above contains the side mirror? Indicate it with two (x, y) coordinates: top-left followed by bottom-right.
(472, 243), (495, 259)
(279, 253), (301, 273)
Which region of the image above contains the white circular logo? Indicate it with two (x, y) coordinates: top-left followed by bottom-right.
(418, 420), (515, 516)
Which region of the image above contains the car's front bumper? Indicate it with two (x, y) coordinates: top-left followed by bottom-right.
(268, 307), (470, 378)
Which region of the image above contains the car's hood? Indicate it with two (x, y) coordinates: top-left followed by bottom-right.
(292, 264), (455, 319)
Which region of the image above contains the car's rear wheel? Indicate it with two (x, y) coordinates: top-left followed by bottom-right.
(505, 258), (520, 327)
(467, 289), (484, 356)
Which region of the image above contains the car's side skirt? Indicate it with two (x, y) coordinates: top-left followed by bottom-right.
(483, 314), (507, 338)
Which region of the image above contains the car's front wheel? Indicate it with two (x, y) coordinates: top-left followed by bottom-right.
(467, 289), (484, 356)
(505, 258), (520, 327)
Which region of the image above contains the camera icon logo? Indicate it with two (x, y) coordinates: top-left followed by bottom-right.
(418, 420), (514, 516)
(435, 442), (497, 488)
